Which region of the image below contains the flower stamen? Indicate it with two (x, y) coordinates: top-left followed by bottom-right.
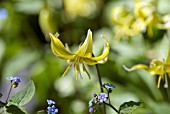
(82, 63), (91, 79)
(62, 64), (72, 77)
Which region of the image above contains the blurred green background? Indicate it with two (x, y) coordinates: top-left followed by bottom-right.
(1, 0), (170, 114)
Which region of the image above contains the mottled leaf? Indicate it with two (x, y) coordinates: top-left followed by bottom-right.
(119, 101), (141, 114)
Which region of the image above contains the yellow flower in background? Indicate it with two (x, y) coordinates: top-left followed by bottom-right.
(64, 0), (102, 19)
(134, 0), (162, 38)
(124, 48), (170, 88)
(50, 29), (110, 79)
(111, 6), (140, 40)
(111, 0), (167, 40)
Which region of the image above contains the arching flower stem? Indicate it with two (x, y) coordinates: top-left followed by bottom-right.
(95, 63), (106, 114)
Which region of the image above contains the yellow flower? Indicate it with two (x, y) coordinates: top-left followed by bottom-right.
(50, 29), (110, 79)
(63, 0), (102, 19)
(124, 48), (170, 88)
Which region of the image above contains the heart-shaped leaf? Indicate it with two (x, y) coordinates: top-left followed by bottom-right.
(9, 80), (35, 106)
(119, 101), (141, 114)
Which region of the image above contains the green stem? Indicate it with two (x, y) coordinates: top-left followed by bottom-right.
(6, 81), (13, 104)
(95, 64), (106, 114)
(104, 102), (119, 113)
(35, 110), (46, 114)
(95, 64), (103, 92)
(107, 89), (111, 104)
(164, 73), (170, 103)
(103, 87), (111, 104)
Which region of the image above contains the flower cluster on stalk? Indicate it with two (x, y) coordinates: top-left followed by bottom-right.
(47, 100), (58, 114)
(88, 92), (108, 113)
(88, 83), (115, 113)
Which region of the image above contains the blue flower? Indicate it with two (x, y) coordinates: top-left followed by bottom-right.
(98, 93), (108, 103)
(0, 8), (8, 20)
(6, 76), (15, 81)
(88, 99), (93, 107)
(47, 100), (58, 114)
(14, 77), (21, 84)
(89, 108), (94, 113)
(6, 76), (21, 84)
(103, 83), (115, 89)
(47, 105), (58, 114)
(6, 76), (21, 88)
(47, 100), (55, 105)
(92, 93), (97, 97)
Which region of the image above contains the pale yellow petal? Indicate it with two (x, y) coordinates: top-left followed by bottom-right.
(166, 48), (170, 64)
(75, 29), (92, 57)
(150, 59), (164, 67)
(82, 58), (98, 65)
(149, 60), (164, 75)
(165, 64), (170, 73)
(50, 33), (75, 60)
(91, 37), (110, 63)
(123, 64), (149, 71)
(147, 66), (164, 75)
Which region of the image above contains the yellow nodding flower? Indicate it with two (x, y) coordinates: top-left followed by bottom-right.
(50, 29), (110, 79)
(124, 48), (170, 88)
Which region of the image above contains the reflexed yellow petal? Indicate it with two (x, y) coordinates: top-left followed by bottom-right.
(50, 33), (75, 60)
(91, 37), (110, 63)
(165, 65), (170, 72)
(166, 48), (170, 64)
(75, 29), (92, 57)
(149, 60), (164, 75)
(147, 66), (164, 75)
(123, 64), (149, 71)
(123, 63), (165, 76)
(150, 60), (164, 67)
(83, 58), (98, 65)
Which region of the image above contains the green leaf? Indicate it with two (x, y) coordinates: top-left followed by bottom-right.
(6, 105), (27, 114)
(0, 101), (5, 109)
(119, 101), (141, 114)
(9, 80), (35, 106)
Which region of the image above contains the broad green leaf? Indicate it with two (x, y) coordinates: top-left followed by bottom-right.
(6, 105), (27, 114)
(9, 80), (35, 106)
(119, 101), (141, 114)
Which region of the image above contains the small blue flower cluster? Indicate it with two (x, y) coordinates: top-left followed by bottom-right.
(47, 100), (58, 114)
(88, 83), (116, 113)
(6, 76), (21, 88)
(88, 92), (108, 113)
